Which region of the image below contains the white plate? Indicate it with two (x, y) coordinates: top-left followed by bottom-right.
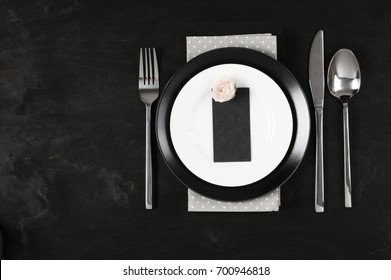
(170, 63), (293, 187)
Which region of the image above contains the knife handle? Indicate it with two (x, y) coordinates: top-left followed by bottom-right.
(315, 108), (324, 212)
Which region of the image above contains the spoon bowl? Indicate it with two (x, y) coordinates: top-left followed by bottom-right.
(327, 48), (361, 208)
(327, 49), (361, 102)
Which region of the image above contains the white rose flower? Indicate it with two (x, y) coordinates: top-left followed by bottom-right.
(211, 76), (236, 102)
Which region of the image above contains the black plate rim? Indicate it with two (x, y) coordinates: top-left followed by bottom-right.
(156, 47), (310, 201)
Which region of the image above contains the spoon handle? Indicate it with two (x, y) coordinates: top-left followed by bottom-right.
(343, 103), (352, 207)
(315, 108), (325, 212)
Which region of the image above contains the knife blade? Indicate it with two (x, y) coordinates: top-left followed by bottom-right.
(309, 30), (325, 213)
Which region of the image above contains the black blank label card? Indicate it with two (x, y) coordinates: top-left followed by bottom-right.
(212, 87), (251, 162)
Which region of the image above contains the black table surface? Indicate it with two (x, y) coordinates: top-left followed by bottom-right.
(0, 0), (390, 260)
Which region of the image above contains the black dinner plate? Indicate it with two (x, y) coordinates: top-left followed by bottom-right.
(156, 47), (310, 201)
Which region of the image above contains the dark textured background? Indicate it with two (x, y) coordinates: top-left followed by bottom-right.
(0, 0), (390, 259)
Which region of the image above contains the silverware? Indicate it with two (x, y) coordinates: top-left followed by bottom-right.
(139, 47), (159, 209)
(309, 30), (325, 213)
(327, 49), (361, 208)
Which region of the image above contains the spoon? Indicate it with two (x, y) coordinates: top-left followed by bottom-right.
(327, 49), (361, 208)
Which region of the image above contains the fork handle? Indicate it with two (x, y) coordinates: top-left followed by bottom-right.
(145, 104), (153, 209)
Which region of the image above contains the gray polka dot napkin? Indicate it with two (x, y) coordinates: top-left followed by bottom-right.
(186, 34), (280, 212)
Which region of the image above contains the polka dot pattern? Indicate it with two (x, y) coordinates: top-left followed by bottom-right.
(188, 188), (280, 212)
(186, 34), (277, 61)
(186, 33), (280, 212)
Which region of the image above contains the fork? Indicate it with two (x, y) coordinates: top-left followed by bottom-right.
(139, 47), (159, 209)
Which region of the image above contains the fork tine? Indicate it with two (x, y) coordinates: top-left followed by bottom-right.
(147, 48), (153, 85)
(152, 48), (159, 82)
(144, 48), (148, 85)
(139, 48), (144, 82)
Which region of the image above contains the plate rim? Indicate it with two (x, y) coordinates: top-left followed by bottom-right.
(156, 47), (311, 201)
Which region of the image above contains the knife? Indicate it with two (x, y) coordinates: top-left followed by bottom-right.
(309, 30), (325, 213)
